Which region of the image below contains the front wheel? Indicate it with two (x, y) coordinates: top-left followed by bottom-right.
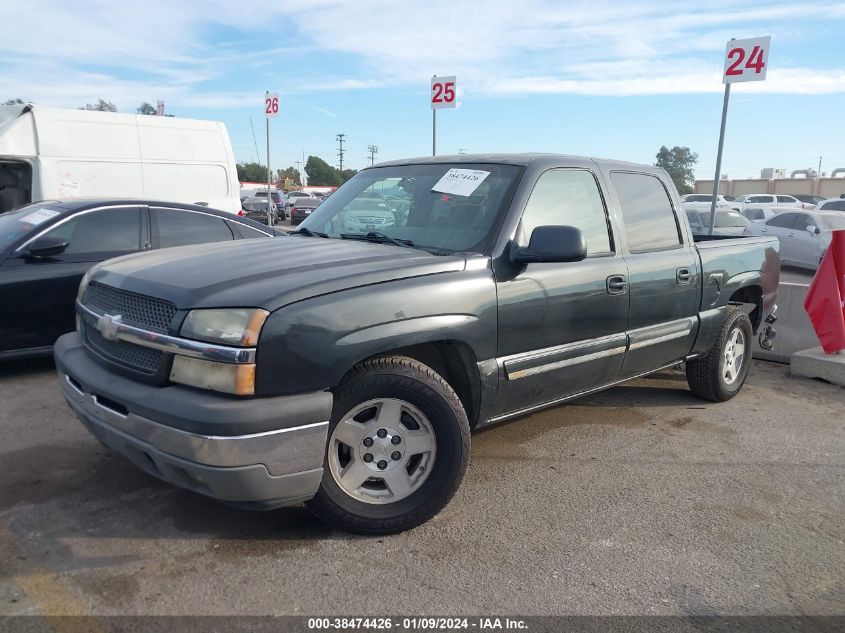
(686, 307), (753, 402)
(307, 356), (470, 534)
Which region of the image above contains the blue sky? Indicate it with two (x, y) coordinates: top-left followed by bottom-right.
(2, 0), (844, 179)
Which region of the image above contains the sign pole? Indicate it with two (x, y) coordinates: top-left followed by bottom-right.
(432, 75), (437, 156)
(707, 81), (731, 235)
(265, 91), (272, 227)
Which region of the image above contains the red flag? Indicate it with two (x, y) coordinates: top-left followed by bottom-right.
(804, 230), (845, 353)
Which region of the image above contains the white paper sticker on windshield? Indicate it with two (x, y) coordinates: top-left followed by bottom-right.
(431, 169), (490, 197)
(19, 209), (60, 226)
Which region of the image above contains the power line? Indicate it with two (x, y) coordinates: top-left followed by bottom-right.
(336, 133), (346, 172)
(249, 117), (260, 163)
(368, 144), (379, 166)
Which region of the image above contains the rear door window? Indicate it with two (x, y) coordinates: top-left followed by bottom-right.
(777, 195), (797, 203)
(151, 208), (234, 248)
(611, 172), (682, 253)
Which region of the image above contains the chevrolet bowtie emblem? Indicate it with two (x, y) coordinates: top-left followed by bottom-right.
(96, 314), (122, 341)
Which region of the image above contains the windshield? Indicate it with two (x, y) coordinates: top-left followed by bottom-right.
(299, 163), (521, 252)
(0, 203), (63, 252)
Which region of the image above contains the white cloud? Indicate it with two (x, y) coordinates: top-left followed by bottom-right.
(1, 0), (843, 109)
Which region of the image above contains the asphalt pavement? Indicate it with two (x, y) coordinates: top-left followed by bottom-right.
(0, 358), (842, 616)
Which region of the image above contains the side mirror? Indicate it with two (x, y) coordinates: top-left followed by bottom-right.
(806, 225), (819, 235)
(26, 236), (69, 258)
(512, 225), (587, 264)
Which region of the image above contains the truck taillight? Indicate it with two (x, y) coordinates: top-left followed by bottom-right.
(238, 209), (244, 216)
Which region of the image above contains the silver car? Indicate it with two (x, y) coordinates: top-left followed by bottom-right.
(744, 209), (845, 269)
(698, 210), (751, 236)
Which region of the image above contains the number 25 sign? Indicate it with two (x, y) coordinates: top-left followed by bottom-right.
(431, 76), (457, 109)
(723, 36), (770, 83)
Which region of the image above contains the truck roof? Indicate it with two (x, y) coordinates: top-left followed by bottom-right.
(371, 153), (660, 172)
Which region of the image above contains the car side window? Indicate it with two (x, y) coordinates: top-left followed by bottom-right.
(777, 195), (795, 203)
(517, 168), (612, 256)
(611, 172), (682, 253)
(747, 209), (764, 220)
(41, 207), (142, 254)
(152, 208), (234, 248)
(229, 221), (271, 239)
(766, 213), (798, 228)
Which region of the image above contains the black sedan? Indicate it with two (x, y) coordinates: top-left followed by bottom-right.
(0, 199), (277, 360)
(290, 197), (321, 225)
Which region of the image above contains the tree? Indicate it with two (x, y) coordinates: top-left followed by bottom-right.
(339, 168), (357, 184)
(655, 145), (698, 195)
(305, 155), (341, 186)
(3, 98), (25, 105)
(236, 162), (268, 183)
(81, 99), (117, 112)
(277, 166), (301, 187)
(137, 102), (156, 115)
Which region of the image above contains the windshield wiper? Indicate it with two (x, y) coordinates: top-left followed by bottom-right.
(340, 232), (415, 248)
(289, 227), (328, 238)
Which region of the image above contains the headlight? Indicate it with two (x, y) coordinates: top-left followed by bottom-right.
(180, 308), (269, 347)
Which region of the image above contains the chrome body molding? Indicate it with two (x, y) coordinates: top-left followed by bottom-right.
(502, 317), (696, 381)
(61, 372), (328, 477)
(77, 300), (256, 364)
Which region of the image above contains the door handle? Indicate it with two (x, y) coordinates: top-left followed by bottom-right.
(676, 267), (692, 284)
(606, 275), (627, 295)
(787, 233), (795, 237)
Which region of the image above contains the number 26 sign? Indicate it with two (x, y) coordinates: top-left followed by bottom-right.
(723, 36), (770, 83)
(431, 76), (457, 109)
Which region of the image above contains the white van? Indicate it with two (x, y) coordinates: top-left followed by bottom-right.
(0, 104), (241, 213)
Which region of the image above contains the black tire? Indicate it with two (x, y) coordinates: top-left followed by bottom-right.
(686, 306), (753, 402)
(307, 356), (470, 534)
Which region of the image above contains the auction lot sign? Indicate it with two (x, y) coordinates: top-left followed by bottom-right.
(723, 36), (771, 83)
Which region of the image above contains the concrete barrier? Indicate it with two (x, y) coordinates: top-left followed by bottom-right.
(753, 282), (820, 363)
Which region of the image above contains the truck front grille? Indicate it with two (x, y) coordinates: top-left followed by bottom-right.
(83, 324), (163, 374)
(85, 282), (176, 332)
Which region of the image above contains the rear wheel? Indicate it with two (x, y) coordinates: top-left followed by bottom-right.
(307, 356), (470, 534)
(686, 307), (753, 402)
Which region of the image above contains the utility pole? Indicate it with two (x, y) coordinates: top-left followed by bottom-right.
(458, 148), (467, 155)
(336, 133), (346, 173)
(295, 160), (302, 187)
(818, 155), (823, 175)
(302, 148), (307, 187)
(368, 144), (378, 166)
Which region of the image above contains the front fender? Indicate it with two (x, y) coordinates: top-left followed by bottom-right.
(254, 270), (497, 396)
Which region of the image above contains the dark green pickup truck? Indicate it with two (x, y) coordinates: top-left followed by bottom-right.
(55, 154), (779, 534)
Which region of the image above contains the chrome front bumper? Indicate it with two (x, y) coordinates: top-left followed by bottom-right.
(55, 333), (331, 508)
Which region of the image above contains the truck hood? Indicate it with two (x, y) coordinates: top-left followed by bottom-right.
(91, 236), (469, 311)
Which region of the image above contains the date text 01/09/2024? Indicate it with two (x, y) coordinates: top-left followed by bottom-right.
(307, 617), (528, 630)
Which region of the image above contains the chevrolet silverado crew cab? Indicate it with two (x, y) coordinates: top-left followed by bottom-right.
(55, 154), (780, 534)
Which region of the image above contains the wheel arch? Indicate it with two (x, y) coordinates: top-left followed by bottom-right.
(728, 283), (763, 332)
(340, 340), (483, 429)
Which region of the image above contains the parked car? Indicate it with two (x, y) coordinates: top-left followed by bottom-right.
(816, 198), (845, 212)
(685, 209), (706, 234)
(285, 191), (314, 212)
(55, 154), (779, 534)
(744, 209), (845, 269)
(741, 206), (782, 222)
(241, 196), (276, 224)
(790, 194), (826, 207)
(735, 194), (807, 213)
(254, 190), (287, 220)
(0, 199), (276, 360)
(698, 210), (751, 236)
(290, 197), (321, 225)
(680, 193), (737, 212)
(340, 198), (396, 233)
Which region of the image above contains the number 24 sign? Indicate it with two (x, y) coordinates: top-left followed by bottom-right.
(723, 36), (770, 84)
(431, 76), (456, 109)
